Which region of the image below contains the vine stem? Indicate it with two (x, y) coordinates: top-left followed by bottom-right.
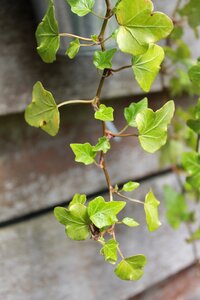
(106, 130), (138, 138)
(172, 0), (182, 19)
(57, 99), (94, 108)
(110, 65), (132, 73)
(115, 192), (144, 205)
(59, 33), (93, 41)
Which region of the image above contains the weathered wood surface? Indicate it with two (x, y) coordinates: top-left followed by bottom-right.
(0, 0), (198, 116)
(0, 96), (167, 223)
(1, 174), (199, 300)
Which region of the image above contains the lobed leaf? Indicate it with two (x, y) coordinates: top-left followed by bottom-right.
(182, 152), (200, 189)
(68, 194), (87, 208)
(115, 0), (173, 56)
(144, 190), (161, 232)
(70, 143), (97, 165)
(66, 0), (95, 16)
(132, 44), (164, 92)
(115, 255), (147, 281)
(100, 239), (118, 264)
(36, 0), (60, 63)
(25, 81), (60, 136)
(136, 101), (175, 153)
(124, 98), (148, 127)
(66, 39), (80, 59)
(93, 137), (111, 154)
(93, 49), (117, 70)
(95, 104), (114, 122)
(88, 196), (126, 228)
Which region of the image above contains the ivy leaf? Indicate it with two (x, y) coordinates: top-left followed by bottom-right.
(100, 239), (118, 264)
(66, 0), (95, 17)
(179, 0), (200, 31)
(95, 104), (114, 122)
(122, 181), (140, 192)
(66, 39), (80, 59)
(124, 98), (148, 127)
(115, 0), (173, 56)
(163, 186), (190, 229)
(187, 119), (200, 134)
(136, 101), (175, 153)
(88, 196), (126, 228)
(122, 217), (139, 227)
(93, 137), (111, 153)
(188, 63), (200, 85)
(182, 152), (200, 189)
(93, 49), (117, 70)
(70, 143), (97, 165)
(91, 34), (98, 43)
(36, 0), (60, 63)
(115, 255), (147, 281)
(25, 81), (60, 136)
(54, 204), (91, 240)
(132, 44), (164, 92)
(69, 194), (87, 208)
(187, 227), (200, 243)
(144, 190), (161, 232)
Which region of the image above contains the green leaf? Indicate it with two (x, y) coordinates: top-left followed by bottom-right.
(144, 190), (161, 232)
(124, 98), (148, 127)
(187, 227), (200, 243)
(88, 196), (126, 228)
(187, 119), (200, 134)
(93, 137), (111, 153)
(66, 0), (95, 16)
(115, 255), (147, 281)
(91, 34), (98, 43)
(54, 204), (91, 240)
(159, 140), (184, 167)
(36, 0), (60, 63)
(179, 0), (200, 31)
(163, 186), (190, 229)
(70, 143), (97, 165)
(66, 39), (80, 59)
(132, 44), (164, 92)
(25, 81), (60, 136)
(93, 49), (117, 70)
(122, 181), (140, 192)
(115, 0), (173, 56)
(100, 239), (118, 264)
(122, 217), (139, 227)
(68, 194), (87, 208)
(182, 152), (200, 189)
(95, 104), (114, 122)
(188, 63), (200, 85)
(136, 100), (175, 153)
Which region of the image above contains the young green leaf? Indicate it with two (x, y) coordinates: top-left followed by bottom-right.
(88, 196), (126, 228)
(122, 217), (139, 227)
(188, 63), (200, 85)
(93, 49), (117, 70)
(95, 104), (114, 122)
(182, 152), (200, 189)
(124, 98), (148, 127)
(66, 0), (95, 16)
(25, 81), (60, 136)
(179, 0), (200, 31)
(66, 39), (80, 59)
(115, 0), (173, 56)
(115, 255), (147, 281)
(187, 119), (200, 134)
(54, 204), (91, 240)
(68, 194), (87, 208)
(93, 137), (111, 154)
(136, 100), (175, 153)
(144, 190), (161, 232)
(100, 239), (118, 264)
(122, 181), (140, 192)
(163, 186), (190, 229)
(36, 0), (60, 63)
(70, 143), (97, 165)
(132, 44), (164, 92)
(187, 227), (200, 243)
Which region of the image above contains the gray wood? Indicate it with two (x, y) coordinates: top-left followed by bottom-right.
(0, 174), (199, 300)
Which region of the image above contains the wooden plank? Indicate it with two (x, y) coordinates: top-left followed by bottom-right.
(0, 174), (199, 300)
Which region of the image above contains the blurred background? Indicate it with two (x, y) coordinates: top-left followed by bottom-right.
(0, 0), (200, 299)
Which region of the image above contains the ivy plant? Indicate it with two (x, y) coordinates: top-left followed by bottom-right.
(25, 0), (174, 281)
(159, 0), (200, 265)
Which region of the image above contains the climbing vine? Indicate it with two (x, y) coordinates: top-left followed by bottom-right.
(25, 0), (175, 280)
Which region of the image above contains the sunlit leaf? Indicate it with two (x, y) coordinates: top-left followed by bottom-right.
(95, 104), (114, 122)
(93, 49), (117, 70)
(124, 98), (148, 127)
(70, 143), (97, 165)
(144, 190), (161, 232)
(182, 152), (200, 189)
(66, 38), (80, 59)
(122, 217), (139, 227)
(66, 0), (95, 16)
(100, 239), (118, 264)
(122, 181), (140, 192)
(93, 137), (111, 153)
